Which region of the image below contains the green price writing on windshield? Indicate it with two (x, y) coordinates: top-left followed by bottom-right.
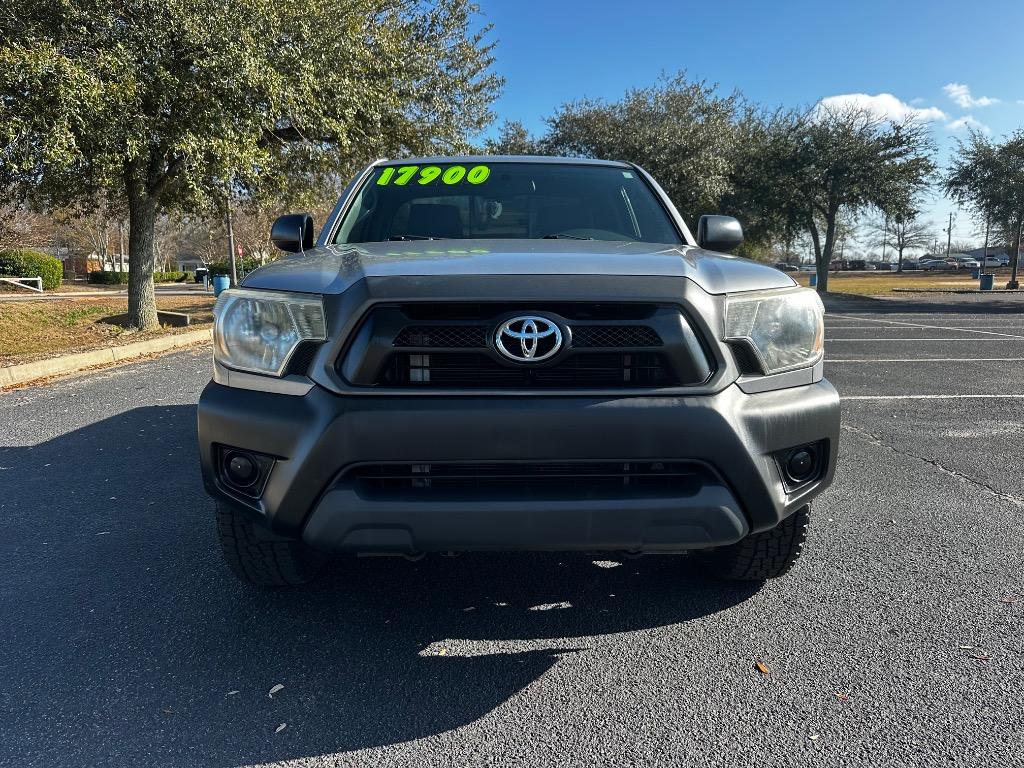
(377, 164), (491, 186)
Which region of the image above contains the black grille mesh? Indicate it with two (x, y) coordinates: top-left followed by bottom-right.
(570, 325), (662, 348)
(393, 324), (661, 349)
(393, 325), (488, 348)
(379, 352), (676, 388)
(346, 461), (712, 497)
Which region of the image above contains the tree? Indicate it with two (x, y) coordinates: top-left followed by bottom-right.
(945, 129), (1024, 288)
(0, 0), (501, 328)
(732, 106), (935, 292)
(881, 211), (933, 271)
(542, 73), (740, 219)
(483, 120), (544, 155)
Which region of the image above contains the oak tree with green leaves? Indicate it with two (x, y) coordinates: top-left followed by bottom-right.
(0, 0), (500, 328)
(945, 130), (1024, 288)
(541, 74), (740, 220)
(731, 105), (936, 292)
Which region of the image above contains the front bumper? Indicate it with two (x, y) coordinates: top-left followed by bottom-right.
(197, 379), (840, 554)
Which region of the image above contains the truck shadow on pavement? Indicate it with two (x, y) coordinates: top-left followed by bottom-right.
(1, 405), (758, 766)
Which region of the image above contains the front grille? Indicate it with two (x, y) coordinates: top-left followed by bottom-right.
(391, 324), (661, 349)
(346, 461), (713, 499)
(393, 325), (487, 348)
(570, 325), (662, 348)
(340, 302), (714, 390)
(378, 352), (676, 387)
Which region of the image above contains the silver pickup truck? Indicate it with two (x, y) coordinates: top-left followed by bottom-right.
(197, 156), (839, 586)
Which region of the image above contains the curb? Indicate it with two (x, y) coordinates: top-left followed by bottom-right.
(0, 328), (212, 388)
(891, 288), (1023, 294)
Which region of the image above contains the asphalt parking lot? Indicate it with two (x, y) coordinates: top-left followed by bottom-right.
(2, 293), (1022, 768)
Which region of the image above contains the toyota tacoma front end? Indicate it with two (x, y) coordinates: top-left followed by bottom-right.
(197, 157), (839, 585)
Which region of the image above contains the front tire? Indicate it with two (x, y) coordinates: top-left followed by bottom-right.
(705, 505), (810, 581)
(216, 503), (327, 586)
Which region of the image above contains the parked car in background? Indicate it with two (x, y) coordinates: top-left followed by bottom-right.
(952, 255), (980, 269)
(194, 266), (209, 284)
(870, 261), (896, 271)
(920, 258), (958, 271)
(773, 262), (800, 272)
(979, 256), (1003, 267)
(846, 259), (871, 270)
(799, 264), (816, 272)
(899, 259), (921, 271)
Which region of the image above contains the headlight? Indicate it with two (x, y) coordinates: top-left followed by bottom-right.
(213, 288), (326, 376)
(725, 288), (824, 375)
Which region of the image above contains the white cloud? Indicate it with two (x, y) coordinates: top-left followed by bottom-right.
(943, 83), (999, 108)
(815, 93), (947, 123)
(946, 115), (991, 133)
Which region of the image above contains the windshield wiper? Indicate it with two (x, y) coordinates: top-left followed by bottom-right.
(388, 234), (437, 241)
(541, 233), (593, 240)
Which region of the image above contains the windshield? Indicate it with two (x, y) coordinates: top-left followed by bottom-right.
(334, 162), (683, 245)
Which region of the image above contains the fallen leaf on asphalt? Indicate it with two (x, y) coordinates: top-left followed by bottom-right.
(809, 734), (820, 741)
(969, 652), (991, 661)
(226, 691), (239, 696)
(998, 595), (1019, 604)
(835, 692), (850, 701)
(268, 684), (284, 698)
(275, 723), (287, 734)
(162, 708), (174, 715)
(755, 661), (770, 676)
(959, 645), (974, 650)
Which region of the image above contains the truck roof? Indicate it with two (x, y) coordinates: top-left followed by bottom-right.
(374, 155), (632, 168)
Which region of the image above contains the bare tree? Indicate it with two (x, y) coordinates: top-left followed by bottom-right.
(877, 211), (933, 271)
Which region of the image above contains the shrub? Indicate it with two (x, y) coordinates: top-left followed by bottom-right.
(0, 249), (63, 290)
(88, 270), (130, 284)
(153, 271), (187, 283)
(89, 270), (192, 284)
(207, 257), (264, 276)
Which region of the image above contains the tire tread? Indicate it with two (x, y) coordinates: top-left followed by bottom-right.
(216, 504), (325, 586)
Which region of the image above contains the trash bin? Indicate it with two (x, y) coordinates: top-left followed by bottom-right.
(809, 274), (817, 288)
(213, 274), (230, 297)
(980, 273), (995, 291)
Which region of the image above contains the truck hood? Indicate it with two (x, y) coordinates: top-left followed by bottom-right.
(241, 239), (795, 296)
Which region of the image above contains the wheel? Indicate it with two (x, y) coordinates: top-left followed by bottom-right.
(705, 505), (810, 581)
(216, 503), (327, 586)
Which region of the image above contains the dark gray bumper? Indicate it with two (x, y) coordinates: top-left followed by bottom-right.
(197, 380), (840, 553)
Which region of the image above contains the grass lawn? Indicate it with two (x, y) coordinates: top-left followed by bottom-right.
(792, 268), (1012, 295)
(0, 295), (214, 366)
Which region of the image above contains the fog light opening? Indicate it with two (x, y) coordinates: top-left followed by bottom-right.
(224, 451), (259, 488)
(786, 448), (816, 483)
(216, 445), (275, 499)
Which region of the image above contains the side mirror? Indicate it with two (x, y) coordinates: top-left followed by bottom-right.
(696, 215), (743, 253)
(270, 213), (315, 253)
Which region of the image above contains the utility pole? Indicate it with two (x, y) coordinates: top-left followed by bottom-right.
(1009, 215), (1022, 290)
(226, 196), (238, 286)
(945, 212), (954, 259)
(981, 215), (990, 276)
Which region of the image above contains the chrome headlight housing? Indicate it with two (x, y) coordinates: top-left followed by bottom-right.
(213, 288), (326, 377)
(725, 287), (824, 375)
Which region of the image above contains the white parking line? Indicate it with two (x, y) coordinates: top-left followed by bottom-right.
(829, 358), (1024, 363)
(827, 342), (1019, 344)
(843, 394), (1024, 400)
(825, 325), (1024, 330)
(827, 313), (1024, 339)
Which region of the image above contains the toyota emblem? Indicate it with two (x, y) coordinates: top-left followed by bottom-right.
(494, 315), (563, 362)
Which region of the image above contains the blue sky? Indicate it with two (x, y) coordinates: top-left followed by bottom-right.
(475, 0), (1024, 247)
